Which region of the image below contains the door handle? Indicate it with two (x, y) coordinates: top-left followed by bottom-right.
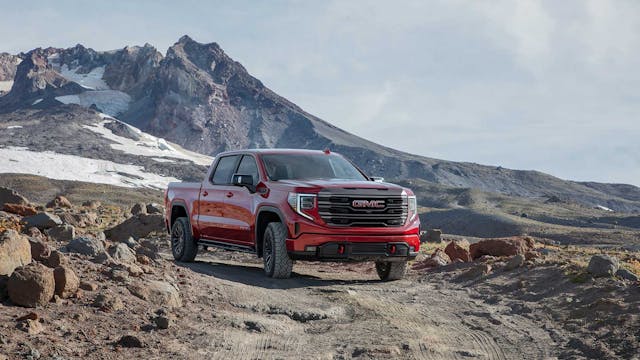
(202, 190), (209, 197)
(226, 192), (234, 198)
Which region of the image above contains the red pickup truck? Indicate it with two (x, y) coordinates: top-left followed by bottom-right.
(164, 149), (420, 280)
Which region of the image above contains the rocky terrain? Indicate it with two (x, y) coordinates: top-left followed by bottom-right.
(0, 185), (639, 359)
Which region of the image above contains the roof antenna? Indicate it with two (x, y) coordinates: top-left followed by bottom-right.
(323, 148), (331, 154)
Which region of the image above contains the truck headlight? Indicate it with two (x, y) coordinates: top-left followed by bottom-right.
(408, 195), (417, 221)
(287, 193), (317, 220)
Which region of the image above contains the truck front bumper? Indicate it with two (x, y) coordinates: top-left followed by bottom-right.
(286, 233), (419, 262)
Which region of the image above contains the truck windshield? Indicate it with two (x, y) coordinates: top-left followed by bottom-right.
(262, 153), (368, 181)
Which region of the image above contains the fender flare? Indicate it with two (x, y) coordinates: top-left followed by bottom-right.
(168, 200), (190, 233)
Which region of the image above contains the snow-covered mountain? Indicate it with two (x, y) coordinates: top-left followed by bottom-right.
(1, 36), (640, 213)
(0, 106), (210, 190)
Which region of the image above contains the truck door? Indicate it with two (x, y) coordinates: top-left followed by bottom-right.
(197, 154), (240, 243)
(223, 154), (260, 246)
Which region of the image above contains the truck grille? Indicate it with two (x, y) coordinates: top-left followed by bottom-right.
(317, 193), (407, 227)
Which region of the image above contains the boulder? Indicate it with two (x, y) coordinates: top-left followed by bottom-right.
(136, 239), (160, 259)
(420, 229), (442, 243)
(46, 195), (72, 209)
(0, 187), (28, 207)
(58, 212), (99, 228)
(80, 281), (98, 291)
(0, 229), (32, 276)
(123, 236), (138, 249)
(105, 213), (164, 241)
(0, 275), (8, 300)
(130, 203), (147, 215)
(128, 280), (182, 308)
(458, 263), (492, 280)
(146, 203), (164, 214)
(615, 268), (638, 282)
(3, 203), (37, 216)
(16, 319), (44, 335)
(45, 224), (76, 242)
(67, 236), (105, 256)
(504, 254), (525, 271)
(444, 240), (471, 262)
(93, 293), (124, 312)
(117, 334), (144, 348)
(82, 200), (101, 209)
(28, 237), (51, 261)
(469, 236), (535, 260)
(108, 243), (136, 263)
(53, 266), (79, 298)
(23, 212), (62, 230)
(7, 263), (55, 307)
(412, 249), (450, 270)
(45, 250), (69, 268)
(587, 255), (619, 277)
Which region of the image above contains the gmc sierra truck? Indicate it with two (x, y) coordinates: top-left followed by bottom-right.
(164, 149), (420, 280)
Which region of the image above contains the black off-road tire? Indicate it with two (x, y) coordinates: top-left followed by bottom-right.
(375, 261), (407, 281)
(263, 222), (293, 278)
(171, 217), (198, 262)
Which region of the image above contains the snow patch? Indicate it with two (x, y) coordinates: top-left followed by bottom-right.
(82, 120), (213, 166)
(7, 125), (22, 129)
(56, 90), (131, 116)
(0, 81), (13, 92)
(595, 205), (614, 212)
(32, 98), (43, 105)
(58, 64), (109, 90)
(0, 146), (179, 190)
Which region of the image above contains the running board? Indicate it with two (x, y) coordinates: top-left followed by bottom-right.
(198, 239), (256, 254)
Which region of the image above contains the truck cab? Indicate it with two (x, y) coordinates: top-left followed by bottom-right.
(165, 149), (420, 280)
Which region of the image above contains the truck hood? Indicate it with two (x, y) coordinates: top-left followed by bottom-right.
(274, 179), (407, 192)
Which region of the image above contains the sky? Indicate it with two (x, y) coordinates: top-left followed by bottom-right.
(2, 0), (640, 186)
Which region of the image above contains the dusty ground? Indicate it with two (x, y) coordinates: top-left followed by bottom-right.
(2, 241), (639, 360)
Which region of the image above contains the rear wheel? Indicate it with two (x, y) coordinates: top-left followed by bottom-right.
(375, 261), (407, 281)
(263, 222), (293, 278)
(171, 217), (198, 262)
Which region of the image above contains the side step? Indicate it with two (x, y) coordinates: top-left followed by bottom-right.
(198, 239), (256, 254)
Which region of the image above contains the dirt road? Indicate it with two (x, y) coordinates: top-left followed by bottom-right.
(162, 251), (557, 359)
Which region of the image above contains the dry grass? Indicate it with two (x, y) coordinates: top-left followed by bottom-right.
(0, 217), (22, 233)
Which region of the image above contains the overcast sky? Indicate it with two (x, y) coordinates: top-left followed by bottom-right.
(2, 0), (639, 186)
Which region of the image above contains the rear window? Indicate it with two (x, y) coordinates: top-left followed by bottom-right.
(211, 155), (239, 184)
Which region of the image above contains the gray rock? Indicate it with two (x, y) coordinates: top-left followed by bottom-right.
(108, 243), (136, 263)
(154, 315), (171, 329)
(130, 203), (147, 216)
(45, 225), (75, 242)
(67, 236), (105, 256)
(587, 254), (619, 277)
(123, 237), (138, 249)
(0, 229), (32, 276)
(91, 252), (113, 264)
(105, 213), (164, 242)
(146, 203), (164, 214)
(0, 187), (28, 207)
(504, 254), (525, 271)
(128, 280), (182, 307)
(23, 212), (62, 230)
(615, 268), (638, 282)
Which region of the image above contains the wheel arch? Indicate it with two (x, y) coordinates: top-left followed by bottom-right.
(255, 206), (286, 258)
(169, 201), (190, 232)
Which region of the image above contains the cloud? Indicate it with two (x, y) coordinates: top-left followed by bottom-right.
(1, 0), (639, 186)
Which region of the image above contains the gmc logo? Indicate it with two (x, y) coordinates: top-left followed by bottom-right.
(352, 199), (385, 208)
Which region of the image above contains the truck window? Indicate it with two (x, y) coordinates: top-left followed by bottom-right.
(236, 155), (259, 185)
(262, 153), (367, 181)
(211, 155), (240, 184)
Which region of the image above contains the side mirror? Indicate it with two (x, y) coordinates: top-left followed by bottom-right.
(370, 176), (385, 183)
(232, 174), (255, 192)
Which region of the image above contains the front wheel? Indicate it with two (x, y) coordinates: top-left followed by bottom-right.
(375, 261), (407, 281)
(263, 222), (293, 278)
(171, 217), (198, 262)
